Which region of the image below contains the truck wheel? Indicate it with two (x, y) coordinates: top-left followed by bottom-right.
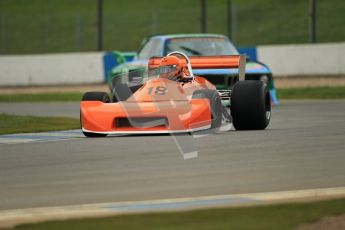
(81, 92), (110, 137)
(231, 80), (271, 130)
(193, 89), (222, 130)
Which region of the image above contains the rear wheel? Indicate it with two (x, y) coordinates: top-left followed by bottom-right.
(193, 89), (222, 131)
(81, 92), (110, 137)
(231, 80), (271, 130)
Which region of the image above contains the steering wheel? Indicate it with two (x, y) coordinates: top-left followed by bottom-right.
(166, 51), (194, 80)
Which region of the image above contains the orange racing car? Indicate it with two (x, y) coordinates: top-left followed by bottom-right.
(80, 51), (271, 137)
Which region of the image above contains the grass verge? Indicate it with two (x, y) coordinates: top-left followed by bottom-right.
(0, 93), (83, 102)
(0, 113), (79, 134)
(276, 86), (345, 99)
(9, 198), (345, 230)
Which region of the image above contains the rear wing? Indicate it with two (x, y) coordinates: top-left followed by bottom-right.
(148, 54), (246, 80)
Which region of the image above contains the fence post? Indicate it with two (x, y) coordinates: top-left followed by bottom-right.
(97, 0), (103, 51)
(226, 0), (232, 39)
(309, 0), (317, 43)
(200, 0), (206, 33)
(75, 13), (81, 51)
(231, 4), (237, 44)
(1, 15), (7, 54)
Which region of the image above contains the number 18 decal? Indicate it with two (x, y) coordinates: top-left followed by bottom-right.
(147, 86), (167, 95)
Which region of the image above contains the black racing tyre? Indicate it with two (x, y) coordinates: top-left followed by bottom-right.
(81, 92), (110, 137)
(192, 89), (222, 130)
(129, 84), (143, 94)
(82, 92), (110, 102)
(112, 84), (143, 102)
(231, 80), (271, 130)
(111, 77), (143, 102)
(112, 83), (132, 102)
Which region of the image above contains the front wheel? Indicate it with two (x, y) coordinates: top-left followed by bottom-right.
(81, 92), (110, 137)
(192, 89), (222, 131)
(231, 81), (271, 130)
(111, 76), (142, 102)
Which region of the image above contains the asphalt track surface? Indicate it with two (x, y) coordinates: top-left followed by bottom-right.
(0, 102), (79, 118)
(0, 100), (345, 211)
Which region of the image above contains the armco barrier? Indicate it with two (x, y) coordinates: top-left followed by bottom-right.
(1, 42), (344, 86)
(0, 52), (104, 86)
(257, 42), (345, 76)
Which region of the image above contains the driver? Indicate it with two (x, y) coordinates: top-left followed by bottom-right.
(158, 55), (191, 82)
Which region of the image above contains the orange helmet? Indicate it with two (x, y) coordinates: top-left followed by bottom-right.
(159, 55), (185, 81)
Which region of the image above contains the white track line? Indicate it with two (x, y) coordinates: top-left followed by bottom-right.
(0, 130), (83, 145)
(1, 187), (345, 228)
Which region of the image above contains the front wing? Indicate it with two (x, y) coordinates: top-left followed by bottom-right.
(80, 99), (211, 134)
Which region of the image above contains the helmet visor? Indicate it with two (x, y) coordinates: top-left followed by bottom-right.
(159, 65), (177, 74)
